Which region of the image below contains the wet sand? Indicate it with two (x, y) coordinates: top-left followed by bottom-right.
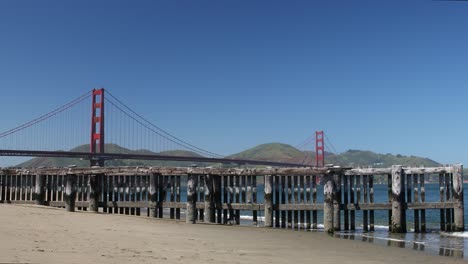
(0, 204), (464, 264)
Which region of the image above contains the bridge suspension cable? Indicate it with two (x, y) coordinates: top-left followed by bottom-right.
(295, 134), (316, 166)
(104, 90), (224, 158)
(324, 133), (348, 166)
(0, 91), (91, 139)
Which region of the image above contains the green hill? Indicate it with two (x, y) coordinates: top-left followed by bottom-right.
(227, 143), (440, 168)
(15, 142), (441, 169)
(331, 150), (440, 168)
(227, 143), (305, 163)
(17, 144), (207, 168)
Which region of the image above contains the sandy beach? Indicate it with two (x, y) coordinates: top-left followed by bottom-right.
(0, 204), (464, 264)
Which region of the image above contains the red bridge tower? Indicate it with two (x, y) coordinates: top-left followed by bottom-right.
(90, 88), (105, 167)
(315, 130), (324, 167)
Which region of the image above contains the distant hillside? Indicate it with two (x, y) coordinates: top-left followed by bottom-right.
(17, 144), (208, 168)
(227, 143), (440, 168)
(227, 143), (306, 164)
(330, 150), (440, 168)
(16, 142), (441, 169)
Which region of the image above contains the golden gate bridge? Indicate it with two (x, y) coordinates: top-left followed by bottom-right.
(0, 89), (328, 168)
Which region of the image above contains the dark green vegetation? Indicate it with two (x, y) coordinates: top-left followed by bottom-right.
(17, 144), (207, 168)
(17, 143), (441, 170)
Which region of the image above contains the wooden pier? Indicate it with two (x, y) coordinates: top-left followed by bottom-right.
(0, 165), (464, 233)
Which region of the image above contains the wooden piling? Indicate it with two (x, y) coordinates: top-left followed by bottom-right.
(159, 176), (167, 218)
(419, 174), (426, 233)
(234, 176), (240, 225)
(46, 175), (52, 203)
(149, 174), (157, 218)
(213, 175), (221, 224)
(281, 176), (286, 228)
(118, 176), (124, 214)
(323, 176), (335, 233)
(170, 176), (175, 219)
(136, 176), (141, 216)
(275, 175), (280, 228)
(391, 165), (405, 233)
(406, 173), (411, 233)
(452, 164), (464, 231)
(102, 175), (108, 213)
(223, 176), (228, 224)
(30, 175), (35, 201)
(439, 173), (446, 231)
(186, 174), (197, 224)
(35, 175), (46, 205)
(51, 175), (56, 202)
(369, 175), (375, 232)
(82, 175), (88, 211)
(252, 176), (257, 225)
(88, 175), (99, 212)
(287, 176), (292, 228)
(264, 175), (273, 227)
(124, 176), (130, 215)
(107, 176), (114, 214)
(0, 174), (5, 202)
(64, 175), (76, 212)
(343, 175), (349, 231)
(333, 174), (341, 232)
(176, 176), (181, 220)
(305, 175), (311, 230)
(293, 176), (299, 229)
(312, 175), (317, 229)
(413, 174), (420, 233)
(350, 175), (355, 230)
(6, 175), (11, 202)
(130, 176), (136, 215)
(204, 174), (215, 223)
(19, 174), (24, 201)
(229, 176), (234, 223)
(300, 176), (305, 229)
(241, 175), (246, 205)
(387, 173), (392, 228)
(363, 175), (368, 232)
(113, 176), (119, 214)
(445, 173), (452, 231)
(198, 175), (204, 221)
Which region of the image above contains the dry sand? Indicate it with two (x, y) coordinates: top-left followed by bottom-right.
(0, 204), (464, 264)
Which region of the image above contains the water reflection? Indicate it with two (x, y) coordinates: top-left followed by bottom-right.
(335, 231), (464, 259)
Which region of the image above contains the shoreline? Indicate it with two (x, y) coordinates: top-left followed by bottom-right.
(0, 204), (465, 264)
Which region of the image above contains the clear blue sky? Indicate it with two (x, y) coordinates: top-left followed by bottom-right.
(0, 0), (468, 165)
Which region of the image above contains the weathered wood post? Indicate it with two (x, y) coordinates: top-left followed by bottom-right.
(323, 175), (335, 233)
(88, 174), (100, 212)
(264, 175), (273, 227)
(333, 174), (341, 231)
(391, 165), (406, 233)
(186, 174), (198, 224)
(149, 173), (158, 218)
(64, 175), (76, 212)
(35, 174), (46, 205)
(204, 174), (215, 223)
(213, 175), (222, 224)
(452, 164), (464, 231)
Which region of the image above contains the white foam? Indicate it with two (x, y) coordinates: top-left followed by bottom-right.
(239, 215), (325, 229)
(359, 234), (425, 245)
(373, 225), (389, 231)
(441, 231), (468, 238)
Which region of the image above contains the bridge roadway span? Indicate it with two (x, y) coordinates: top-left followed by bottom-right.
(0, 149), (307, 167)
